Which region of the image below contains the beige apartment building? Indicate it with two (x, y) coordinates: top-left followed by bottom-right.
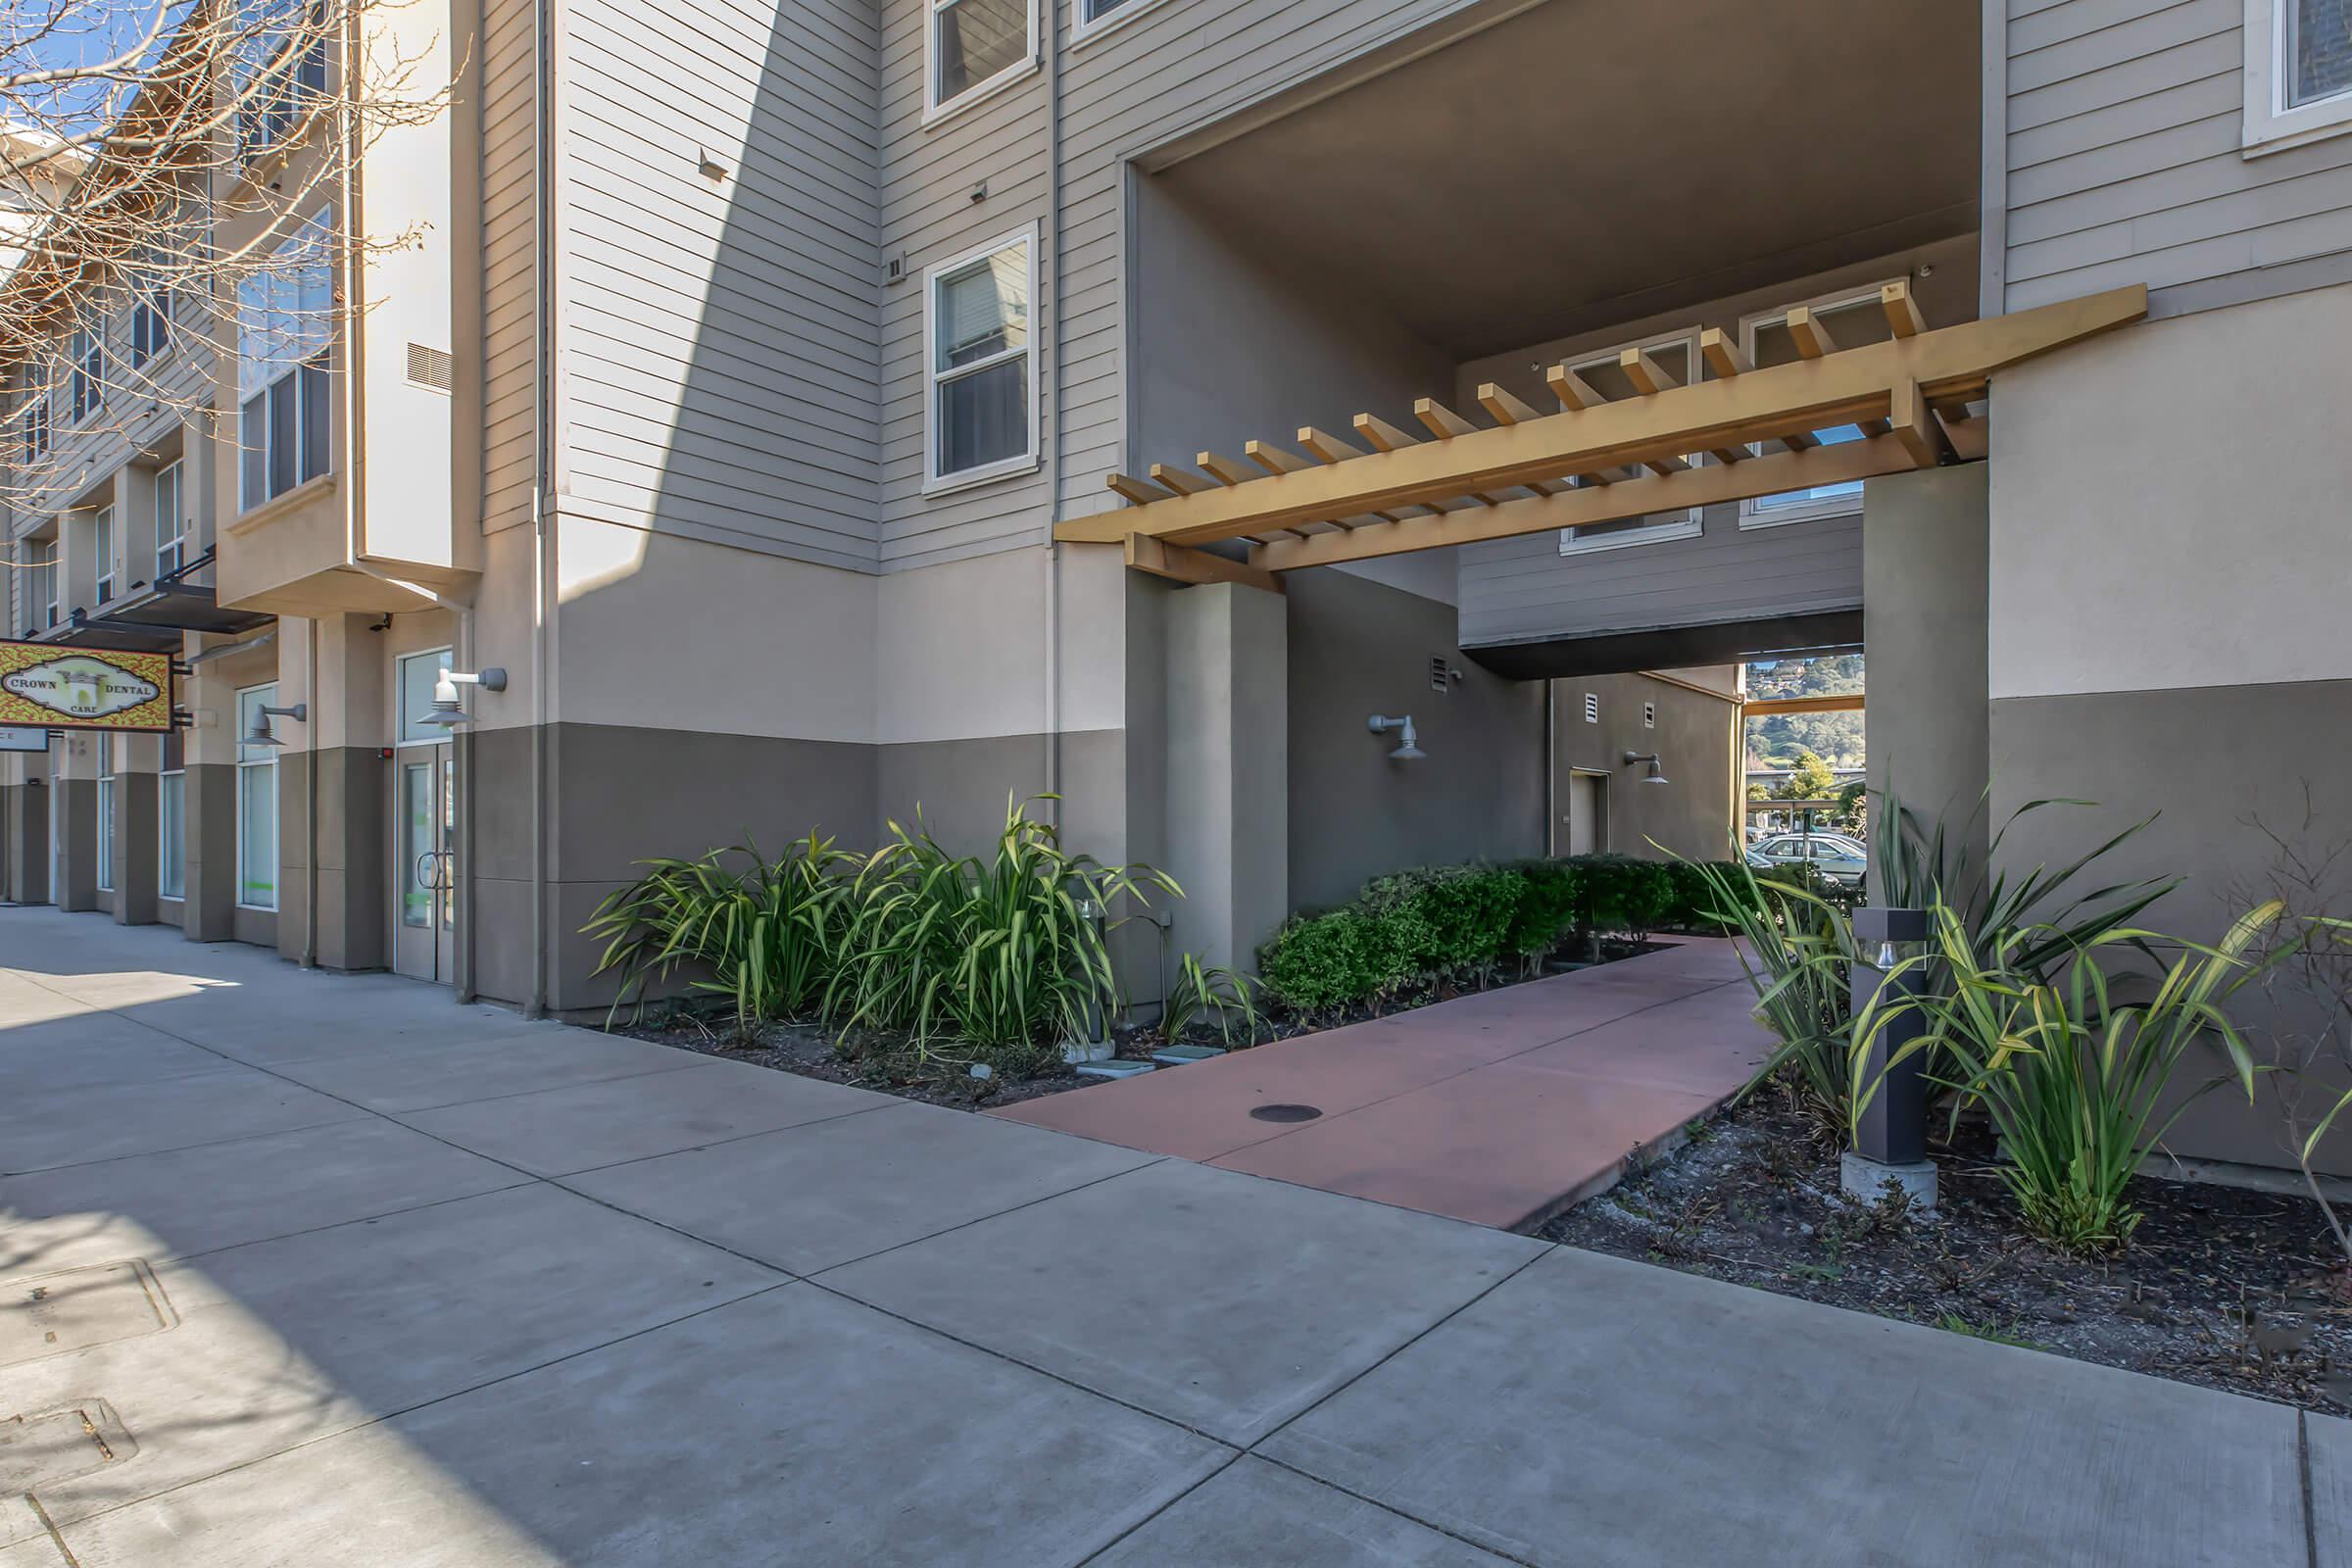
(4, 0), (2347, 1175)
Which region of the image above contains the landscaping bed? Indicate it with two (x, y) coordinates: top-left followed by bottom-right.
(1544, 1082), (2352, 1414)
(622, 935), (1674, 1110)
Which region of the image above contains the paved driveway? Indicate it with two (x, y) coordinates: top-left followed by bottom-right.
(0, 906), (2337, 1566)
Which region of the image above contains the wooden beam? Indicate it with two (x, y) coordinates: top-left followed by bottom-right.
(1698, 327), (1749, 379)
(1942, 413), (1989, 462)
(1619, 346), (1680, 395)
(1352, 413), (1420, 453)
(1477, 383), (1544, 424)
(1889, 377), (1948, 468)
(1107, 472), (1172, 505)
(1787, 306), (1838, 360)
(1196, 451), (1256, 487)
(1125, 534), (1285, 594)
(1056, 286), (2146, 549)
(1149, 463), (1211, 495)
(1246, 439), (1309, 474)
(1249, 435), (1914, 572)
(1545, 363), (1610, 411)
(1744, 692), (1864, 715)
(1410, 400), (1505, 504)
(1297, 425), (1366, 464)
(1882, 278), (1927, 339)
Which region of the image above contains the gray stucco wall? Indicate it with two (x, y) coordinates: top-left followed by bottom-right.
(1863, 464), (1991, 878)
(1990, 677), (2352, 1175)
(1552, 672), (1740, 863)
(1285, 567), (1544, 914)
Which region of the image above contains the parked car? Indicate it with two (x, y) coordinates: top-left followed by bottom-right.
(1745, 833), (1867, 889)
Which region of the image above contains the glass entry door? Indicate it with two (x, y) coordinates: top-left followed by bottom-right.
(393, 744), (455, 982)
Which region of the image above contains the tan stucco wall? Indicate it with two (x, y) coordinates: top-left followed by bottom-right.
(1989, 280), (2352, 702)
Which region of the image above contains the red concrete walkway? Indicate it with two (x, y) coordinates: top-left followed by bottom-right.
(994, 937), (1771, 1232)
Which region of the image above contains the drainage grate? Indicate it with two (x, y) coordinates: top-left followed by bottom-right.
(0, 1261), (176, 1368)
(1249, 1103), (1323, 1123)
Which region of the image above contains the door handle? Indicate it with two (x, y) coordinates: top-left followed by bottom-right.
(415, 851), (436, 889)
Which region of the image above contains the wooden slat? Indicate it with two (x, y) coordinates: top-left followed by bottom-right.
(1056, 287), (2146, 550)
(1544, 363), (1610, 411)
(1619, 346), (1680, 395)
(1352, 413), (1420, 453)
(1149, 463), (1211, 496)
(1107, 472), (1172, 505)
(1786, 306), (1838, 360)
(1411, 400), (1504, 504)
(1127, 534), (1284, 595)
(1881, 279), (1927, 339)
(1698, 327), (1749, 380)
(1250, 436), (1913, 572)
(1245, 439), (1309, 474)
(1196, 451), (1255, 487)
(1942, 413), (1988, 462)
(1475, 384), (1568, 493)
(1296, 425), (1366, 464)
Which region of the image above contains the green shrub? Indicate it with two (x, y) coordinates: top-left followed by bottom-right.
(1258, 908), (1393, 1014)
(1503, 858), (1582, 962)
(1569, 854), (1676, 939)
(1358, 863), (1524, 980)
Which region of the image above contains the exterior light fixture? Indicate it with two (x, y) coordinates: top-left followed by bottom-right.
(1368, 713), (1426, 761)
(241, 702), (307, 748)
(1623, 750), (1669, 785)
(416, 666), (508, 729)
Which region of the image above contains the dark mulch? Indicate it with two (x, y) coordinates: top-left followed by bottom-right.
(1543, 1084), (2352, 1413)
(613, 936), (1680, 1111)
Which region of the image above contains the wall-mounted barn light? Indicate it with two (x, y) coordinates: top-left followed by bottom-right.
(241, 702), (306, 748)
(415, 667), (508, 730)
(1368, 713), (1425, 761)
(1623, 750), (1669, 785)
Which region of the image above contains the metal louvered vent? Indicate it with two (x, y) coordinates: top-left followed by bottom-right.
(405, 343), (454, 393)
(1583, 692), (1599, 723)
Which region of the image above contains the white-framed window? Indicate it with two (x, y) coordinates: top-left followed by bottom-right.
(159, 728), (185, 901)
(1555, 327), (1705, 556)
(18, 385), (48, 462)
(923, 225), (1039, 493)
(70, 327), (102, 423)
(1073, 0), (1169, 46)
(235, 682), (279, 910)
(92, 505), (115, 602)
(1738, 284), (1900, 529)
(154, 459), (186, 577)
(2244, 0), (2352, 155)
(96, 740), (116, 893)
(130, 252), (173, 368)
(24, 538), (58, 630)
(396, 647), (453, 745)
(237, 212), (333, 512)
(235, 0), (329, 153)
(925, 0), (1036, 122)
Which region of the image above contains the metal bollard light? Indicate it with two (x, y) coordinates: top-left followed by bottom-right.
(1843, 906), (1937, 1208)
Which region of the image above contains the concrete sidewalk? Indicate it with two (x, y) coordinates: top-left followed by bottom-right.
(998, 938), (1771, 1229)
(0, 906), (2334, 1566)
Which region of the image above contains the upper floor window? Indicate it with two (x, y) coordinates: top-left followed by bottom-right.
(235, 0), (329, 153)
(924, 225), (1038, 492)
(70, 327), (102, 422)
(1073, 0), (1167, 44)
(130, 254), (172, 368)
(154, 459), (187, 576)
(1739, 284), (1899, 528)
(1554, 328), (1705, 556)
(927, 0), (1035, 121)
(2244, 0), (2352, 154)
(93, 505), (116, 603)
(18, 389), (48, 463)
(237, 212), (333, 511)
(23, 540), (58, 631)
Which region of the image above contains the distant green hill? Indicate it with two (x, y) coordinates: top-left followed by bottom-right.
(1744, 655), (1864, 771)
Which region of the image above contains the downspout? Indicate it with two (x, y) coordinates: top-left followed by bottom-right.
(1544, 680), (1556, 858)
(303, 613), (319, 966)
(1041, 0), (1065, 821)
(526, 0), (554, 1017)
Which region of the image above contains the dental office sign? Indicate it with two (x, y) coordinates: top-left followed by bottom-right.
(0, 641), (173, 732)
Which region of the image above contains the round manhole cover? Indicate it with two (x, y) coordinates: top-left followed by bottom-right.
(1249, 1103), (1323, 1124)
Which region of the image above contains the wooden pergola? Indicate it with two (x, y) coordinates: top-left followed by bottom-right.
(1059, 283), (2148, 593)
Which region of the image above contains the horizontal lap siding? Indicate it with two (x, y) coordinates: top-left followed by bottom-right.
(2002, 0), (2352, 309)
(482, 0), (539, 532)
(876, 0), (1483, 570)
(1455, 509), (1863, 650)
(556, 0), (882, 564)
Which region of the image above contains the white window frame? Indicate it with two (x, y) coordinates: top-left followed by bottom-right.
(25, 538), (58, 630)
(69, 327), (102, 424)
(130, 251), (173, 369)
(237, 210), (334, 514)
(1555, 326), (1705, 557)
(2244, 0), (2352, 156)
(154, 459), (187, 577)
(1071, 0), (1172, 48)
(235, 682), (279, 911)
(92, 505), (115, 603)
(1736, 282), (1898, 530)
(924, 0), (1039, 123)
(396, 646), (454, 747)
(19, 386), (48, 462)
(922, 223), (1041, 495)
(95, 740), (116, 893)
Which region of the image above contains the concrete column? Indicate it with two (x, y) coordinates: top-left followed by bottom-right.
(1862, 465), (1990, 890)
(3, 773), (46, 904)
(178, 762), (238, 940)
(113, 733), (160, 925)
(1162, 582), (1288, 973)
